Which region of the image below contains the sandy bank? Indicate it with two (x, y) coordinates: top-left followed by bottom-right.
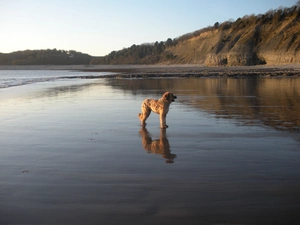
(1, 64), (300, 78)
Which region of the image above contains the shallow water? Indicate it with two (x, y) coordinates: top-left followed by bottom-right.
(0, 73), (300, 225)
(0, 70), (113, 88)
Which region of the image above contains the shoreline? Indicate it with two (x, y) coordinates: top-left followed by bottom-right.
(0, 64), (300, 78)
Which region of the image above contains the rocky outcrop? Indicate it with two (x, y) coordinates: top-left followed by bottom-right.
(165, 5), (300, 66)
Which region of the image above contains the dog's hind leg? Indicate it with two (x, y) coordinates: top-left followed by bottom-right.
(139, 108), (151, 127)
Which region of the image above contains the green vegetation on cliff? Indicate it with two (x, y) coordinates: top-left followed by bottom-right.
(89, 40), (175, 65)
(0, 49), (92, 65)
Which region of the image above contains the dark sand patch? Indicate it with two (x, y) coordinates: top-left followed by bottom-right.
(1, 64), (300, 78)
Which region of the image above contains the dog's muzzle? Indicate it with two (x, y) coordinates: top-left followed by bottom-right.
(172, 96), (177, 102)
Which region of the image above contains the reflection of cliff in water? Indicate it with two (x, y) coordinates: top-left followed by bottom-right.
(106, 77), (300, 132)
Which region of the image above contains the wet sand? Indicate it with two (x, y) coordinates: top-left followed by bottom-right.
(1, 64), (300, 77)
(1, 74), (300, 225)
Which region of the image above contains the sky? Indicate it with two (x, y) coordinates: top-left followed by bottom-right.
(0, 0), (297, 56)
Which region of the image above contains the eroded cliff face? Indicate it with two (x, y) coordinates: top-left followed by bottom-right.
(165, 7), (300, 66)
(88, 5), (299, 66)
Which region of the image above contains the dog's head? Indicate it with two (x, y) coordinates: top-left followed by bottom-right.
(162, 92), (177, 103)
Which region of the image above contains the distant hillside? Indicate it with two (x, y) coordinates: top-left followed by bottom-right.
(1, 3), (299, 66)
(91, 3), (300, 66)
(0, 49), (92, 65)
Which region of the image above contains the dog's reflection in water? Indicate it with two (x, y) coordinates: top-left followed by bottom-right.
(139, 127), (177, 163)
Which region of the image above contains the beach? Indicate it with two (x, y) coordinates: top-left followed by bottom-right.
(1, 63), (300, 76)
(1, 67), (300, 225)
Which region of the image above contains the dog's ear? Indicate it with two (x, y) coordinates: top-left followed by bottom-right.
(162, 92), (171, 102)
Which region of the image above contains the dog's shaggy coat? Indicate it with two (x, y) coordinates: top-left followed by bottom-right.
(138, 92), (177, 128)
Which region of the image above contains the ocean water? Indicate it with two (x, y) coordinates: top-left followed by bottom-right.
(0, 70), (113, 88)
(1, 70), (300, 225)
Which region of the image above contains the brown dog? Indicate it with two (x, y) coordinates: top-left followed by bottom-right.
(138, 92), (177, 128)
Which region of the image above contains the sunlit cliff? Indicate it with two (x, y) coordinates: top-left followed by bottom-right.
(165, 5), (300, 66)
(91, 4), (300, 66)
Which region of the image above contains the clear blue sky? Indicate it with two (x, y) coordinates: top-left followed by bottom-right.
(0, 0), (297, 56)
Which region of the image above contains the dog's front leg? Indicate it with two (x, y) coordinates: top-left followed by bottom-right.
(160, 114), (168, 129)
